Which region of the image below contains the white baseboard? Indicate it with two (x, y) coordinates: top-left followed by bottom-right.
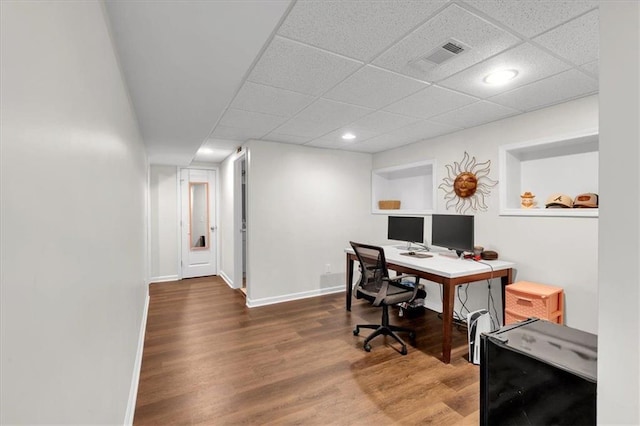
(148, 274), (179, 283)
(124, 289), (150, 425)
(246, 285), (344, 308)
(219, 270), (235, 288)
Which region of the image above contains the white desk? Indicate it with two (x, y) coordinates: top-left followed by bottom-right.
(345, 245), (515, 363)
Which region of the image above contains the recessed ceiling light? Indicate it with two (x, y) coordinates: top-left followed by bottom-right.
(342, 132), (356, 140)
(483, 69), (519, 85)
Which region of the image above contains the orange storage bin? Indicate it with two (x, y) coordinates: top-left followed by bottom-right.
(505, 281), (564, 325)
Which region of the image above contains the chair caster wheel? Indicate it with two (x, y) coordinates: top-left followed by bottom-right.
(401, 347), (408, 355)
(353, 327), (359, 336)
(409, 331), (416, 341)
(364, 343), (371, 352)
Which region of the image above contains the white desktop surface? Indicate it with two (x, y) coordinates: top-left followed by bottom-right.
(345, 245), (514, 279)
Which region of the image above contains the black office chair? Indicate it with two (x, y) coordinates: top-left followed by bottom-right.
(350, 241), (421, 355)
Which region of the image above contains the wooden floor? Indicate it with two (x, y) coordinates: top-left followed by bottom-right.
(134, 276), (480, 425)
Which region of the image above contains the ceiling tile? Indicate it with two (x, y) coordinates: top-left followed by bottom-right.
(374, 4), (521, 82)
(438, 43), (572, 98)
(219, 108), (287, 135)
(533, 10), (599, 66)
(306, 127), (380, 149)
(348, 133), (417, 153)
(247, 36), (362, 96)
(384, 85), (478, 118)
(277, 0), (448, 61)
(323, 66), (428, 109)
(581, 60), (599, 79)
(230, 82), (315, 117)
(489, 69), (598, 112)
(211, 125), (264, 142)
(270, 117), (340, 140)
(430, 100), (519, 128)
(462, 0), (599, 38)
(294, 98), (374, 129)
(350, 110), (421, 134)
(385, 118), (461, 141)
(263, 132), (310, 145)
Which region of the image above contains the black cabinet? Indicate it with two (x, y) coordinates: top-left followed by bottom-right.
(480, 318), (597, 425)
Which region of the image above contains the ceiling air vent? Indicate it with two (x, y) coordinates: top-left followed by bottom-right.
(421, 39), (469, 65)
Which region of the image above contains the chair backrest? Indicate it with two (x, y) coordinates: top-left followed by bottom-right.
(350, 242), (389, 292)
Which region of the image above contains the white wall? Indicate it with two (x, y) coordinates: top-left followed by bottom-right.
(0, 2), (148, 424)
(598, 2), (640, 423)
(219, 150), (244, 287)
(373, 95), (599, 332)
(244, 140), (383, 305)
(149, 165), (179, 281)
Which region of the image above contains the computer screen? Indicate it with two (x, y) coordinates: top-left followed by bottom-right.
(431, 214), (474, 256)
(387, 216), (424, 244)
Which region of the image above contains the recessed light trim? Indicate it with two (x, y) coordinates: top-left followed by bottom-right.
(483, 69), (519, 85)
(342, 132), (356, 141)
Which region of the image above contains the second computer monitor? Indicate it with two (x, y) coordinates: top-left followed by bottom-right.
(388, 216), (424, 245)
(431, 214), (474, 257)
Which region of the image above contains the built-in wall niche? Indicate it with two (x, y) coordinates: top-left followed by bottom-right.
(499, 128), (599, 217)
(371, 160), (436, 215)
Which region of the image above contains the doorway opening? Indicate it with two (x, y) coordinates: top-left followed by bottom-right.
(234, 154), (248, 296)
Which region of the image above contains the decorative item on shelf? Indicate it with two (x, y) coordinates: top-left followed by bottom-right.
(545, 193), (573, 208)
(573, 193), (598, 208)
(378, 200), (401, 209)
(439, 151), (498, 214)
(520, 191), (536, 208)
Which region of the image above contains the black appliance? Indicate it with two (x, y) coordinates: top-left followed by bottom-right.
(480, 318), (597, 425)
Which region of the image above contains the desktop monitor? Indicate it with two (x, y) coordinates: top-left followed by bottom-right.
(431, 214), (474, 257)
(387, 216), (424, 248)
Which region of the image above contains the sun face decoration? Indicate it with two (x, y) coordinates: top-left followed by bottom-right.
(439, 152), (498, 214)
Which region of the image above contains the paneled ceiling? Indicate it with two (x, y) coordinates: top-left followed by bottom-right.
(105, 0), (599, 165)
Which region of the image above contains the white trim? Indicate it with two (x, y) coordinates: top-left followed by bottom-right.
(124, 290), (150, 426)
(219, 270), (234, 288)
(148, 275), (180, 283)
(175, 167), (182, 279)
(246, 285), (344, 308)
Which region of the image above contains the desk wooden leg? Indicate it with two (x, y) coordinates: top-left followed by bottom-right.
(346, 256), (354, 311)
(500, 269), (513, 325)
(442, 283), (455, 364)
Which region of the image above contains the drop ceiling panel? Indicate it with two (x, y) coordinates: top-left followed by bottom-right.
(581, 60), (599, 79)
(277, 0), (448, 61)
(271, 116), (340, 140)
(533, 10), (599, 66)
(247, 36), (362, 96)
(462, 0), (599, 38)
(293, 98), (374, 130)
(322, 65), (428, 109)
(384, 118), (462, 141)
(430, 100), (519, 128)
(438, 43), (572, 98)
(263, 132), (310, 145)
(374, 4), (521, 82)
(211, 125), (268, 142)
(489, 69), (598, 112)
(384, 85), (478, 119)
(230, 82), (315, 117)
(349, 111), (421, 134)
(219, 109), (288, 135)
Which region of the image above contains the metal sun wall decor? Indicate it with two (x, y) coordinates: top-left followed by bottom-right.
(439, 151), (498, 214)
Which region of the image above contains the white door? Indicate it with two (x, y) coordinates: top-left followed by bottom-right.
(181, 168), (217, 278)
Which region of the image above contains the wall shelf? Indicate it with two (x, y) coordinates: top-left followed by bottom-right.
(499, 128), (599, 218)
(372, 160), (436, 215)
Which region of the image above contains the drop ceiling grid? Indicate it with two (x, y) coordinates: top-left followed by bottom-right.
(211, 0), (600, 153)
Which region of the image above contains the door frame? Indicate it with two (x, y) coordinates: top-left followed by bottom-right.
(233, 152), (248, 293)
(177, 166), (220, 280)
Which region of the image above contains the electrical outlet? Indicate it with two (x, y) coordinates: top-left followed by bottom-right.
(325, 264), (331, 274)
